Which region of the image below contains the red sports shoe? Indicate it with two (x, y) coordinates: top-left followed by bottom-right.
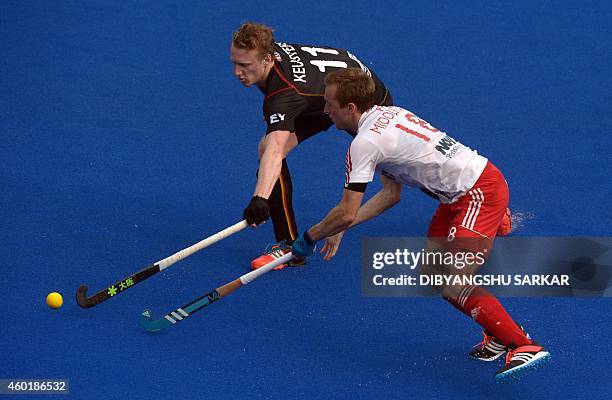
(250, 242), (306, 270)
(494, 344), (551, 383)
(497, 208), (512, 236)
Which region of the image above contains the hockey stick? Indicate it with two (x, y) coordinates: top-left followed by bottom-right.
(140, 252), (294, 332)
(76, 220), (249, 308)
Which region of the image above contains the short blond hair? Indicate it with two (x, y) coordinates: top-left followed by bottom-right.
(232, 22), (274, 59)
(324, 68), (375, 112)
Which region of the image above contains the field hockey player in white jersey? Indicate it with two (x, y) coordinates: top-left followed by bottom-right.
(290, 68), (550, 383)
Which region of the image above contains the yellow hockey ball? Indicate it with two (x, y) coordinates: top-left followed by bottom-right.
(46, 292), (63, 309)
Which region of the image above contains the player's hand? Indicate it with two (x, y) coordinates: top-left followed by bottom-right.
(320, 231), (345, 261)
(243, 196), (270, 226)
(292, 230), (317, 257)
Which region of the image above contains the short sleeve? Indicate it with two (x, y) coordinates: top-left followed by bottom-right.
(263, 91), (307, 134)
(344, 137), (381, 188)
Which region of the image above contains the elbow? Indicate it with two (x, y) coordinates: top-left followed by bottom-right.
(388, 191), (401, 206)
(382, 183), (402, 207)
(341, 212), (356, 229)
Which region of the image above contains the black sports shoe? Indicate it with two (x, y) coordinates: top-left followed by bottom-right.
(468, 326), (530, 362)
(468, 331), (507, 361)
(494, 344), (551, 383)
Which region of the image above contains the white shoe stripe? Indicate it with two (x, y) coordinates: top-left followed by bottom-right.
(514, 351), (536, 357)
(512, 355), (534, 362)
(170, 311), (183, 321)
(486, 342), (506, 351)
(164, 315), (176, 324)
(177, 308), (189, 317)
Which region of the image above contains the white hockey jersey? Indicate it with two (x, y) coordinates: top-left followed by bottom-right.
(345, 106), (488, 203)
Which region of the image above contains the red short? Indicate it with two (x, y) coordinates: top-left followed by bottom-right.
(427, 161), (509, 252)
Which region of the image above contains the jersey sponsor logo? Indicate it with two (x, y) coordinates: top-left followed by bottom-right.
(269, 113), (286, 124)
(435, 135), (462, 158)
(276, 42), (308, 83)
(369, 106), (401, 134)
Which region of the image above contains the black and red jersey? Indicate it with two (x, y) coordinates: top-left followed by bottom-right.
(259, 42), (391, 135)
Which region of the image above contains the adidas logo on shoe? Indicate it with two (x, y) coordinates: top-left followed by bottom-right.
(494, 344), (551, 383)
(468, 326), (530, 362)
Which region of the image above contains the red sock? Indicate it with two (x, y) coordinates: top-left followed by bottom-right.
(450, 286), (532, 347)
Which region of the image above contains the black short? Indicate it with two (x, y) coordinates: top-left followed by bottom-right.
(294, 88), (394, 143)
(294, 115), (334, 143)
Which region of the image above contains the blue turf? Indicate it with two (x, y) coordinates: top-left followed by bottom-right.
(2, 1), (611, 399)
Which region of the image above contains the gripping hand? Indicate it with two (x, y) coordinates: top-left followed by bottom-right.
(243, 196), (270, 225)
(292, 230), (317, 257)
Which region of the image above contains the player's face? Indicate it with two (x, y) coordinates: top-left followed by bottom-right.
(324, 85), (353, 130)
(230, 45), (270, 87)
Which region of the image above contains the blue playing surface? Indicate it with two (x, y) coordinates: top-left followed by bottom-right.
(2, 1), (611, 398)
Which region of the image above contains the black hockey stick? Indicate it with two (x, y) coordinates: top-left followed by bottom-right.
(76, 220), (248, 308)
